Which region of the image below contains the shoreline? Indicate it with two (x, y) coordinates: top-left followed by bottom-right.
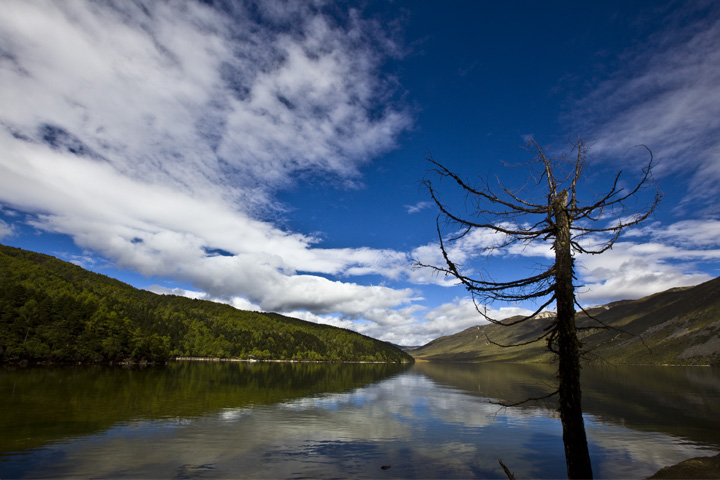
(171, 356), (412, 364)
(648, 453), (720, 479)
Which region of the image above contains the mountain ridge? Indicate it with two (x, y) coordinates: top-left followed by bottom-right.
(412, 276), (720, 365)
(0, 244), (413, 364)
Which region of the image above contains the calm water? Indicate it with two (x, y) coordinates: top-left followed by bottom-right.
(1, 362), (719, 479)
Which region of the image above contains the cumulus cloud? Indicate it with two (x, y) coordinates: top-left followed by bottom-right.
(575, 220), (720, 304)
(368, 298), (534, 346)
(0, 1), (414, 330)
(422, 298), (532, 334)
(576, 257), (711, 306)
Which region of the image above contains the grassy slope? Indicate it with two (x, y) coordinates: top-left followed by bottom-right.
(0, 244), (413, 364)
(412, 277), (720, 365)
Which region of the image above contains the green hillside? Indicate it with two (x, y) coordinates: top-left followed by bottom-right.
(412, 277), (720, 365)
(0, 244), (413, 365)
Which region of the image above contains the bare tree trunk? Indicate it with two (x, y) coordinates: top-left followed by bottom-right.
(554, 191), (593, 479)
(423, 141), (658, 479)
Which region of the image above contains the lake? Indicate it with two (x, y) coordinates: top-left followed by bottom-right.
(1, 361), (719, 479)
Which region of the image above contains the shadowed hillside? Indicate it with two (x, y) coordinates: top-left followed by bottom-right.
(412, 277), (720, 365)
(0, 244), (413, 364)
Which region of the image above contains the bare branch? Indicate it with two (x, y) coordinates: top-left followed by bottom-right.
(492, 388), (559, 408)
(426, 180), (551, 237)
(499, 459), (516, 480)
(427, 158), (548, 215)
(484, 328), (554, 348)
(527, 138), (557, 197)
(575, 300), (653, 355)
(571, 145), (660, 221)
(569, 139), (586, 209)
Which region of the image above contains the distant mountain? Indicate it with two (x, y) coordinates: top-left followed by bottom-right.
(0, 244), (413, 365)
(412, 277), (720, 365)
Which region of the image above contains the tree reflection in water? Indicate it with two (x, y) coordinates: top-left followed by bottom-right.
(1, 362), (718, 479)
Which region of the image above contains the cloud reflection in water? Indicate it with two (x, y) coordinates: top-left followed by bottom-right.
(3, 367), (717, 479)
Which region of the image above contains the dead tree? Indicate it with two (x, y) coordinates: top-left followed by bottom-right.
(420, 139), (660, 479)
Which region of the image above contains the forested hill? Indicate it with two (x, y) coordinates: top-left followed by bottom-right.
(412, 276), (720, 366)
(0, 244), (413, 365)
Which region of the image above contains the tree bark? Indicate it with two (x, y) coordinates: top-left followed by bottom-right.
(423, 142), (659, 479)
(553, 190), (593, 479)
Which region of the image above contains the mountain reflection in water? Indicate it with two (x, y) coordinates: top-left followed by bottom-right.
(1, 362), (718, 479)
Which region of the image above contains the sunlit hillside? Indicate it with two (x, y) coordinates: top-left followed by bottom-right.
(0, 244), (413, 365)
(412, 277), (720, 366)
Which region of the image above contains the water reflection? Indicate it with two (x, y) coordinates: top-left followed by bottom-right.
(413, 362), (720, 448)
(0, 362), (408, 453)
(1, 362), (718, 479)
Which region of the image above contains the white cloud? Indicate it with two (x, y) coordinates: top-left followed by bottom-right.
(335, 296), (535, 346)
(0, 218), (14, 240)
(228, 296), (263, 312)
(576, 240), (717, 305)
(410, 226), (516, 286)
(387, 298), (534, 346)
(411, 212), (719, 318)
(574, 219), (720, 304)
(0, 0), (411, 197)
(405, 201), (434, 214)
(0, 1), (415, 327)
(575, 4), (720, 212)
(425, 298), (531, 330)
(628, 219), (720, 248)
(147, 285), (207, 301)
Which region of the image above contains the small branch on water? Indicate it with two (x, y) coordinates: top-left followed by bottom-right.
(491, 389), (559, 408)
(499, 458), (516, 480)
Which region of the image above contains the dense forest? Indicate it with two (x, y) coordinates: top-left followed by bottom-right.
(0, 244), (413, 365)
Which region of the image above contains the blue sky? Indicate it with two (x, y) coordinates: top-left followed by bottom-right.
(1, 0), (719, 345)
